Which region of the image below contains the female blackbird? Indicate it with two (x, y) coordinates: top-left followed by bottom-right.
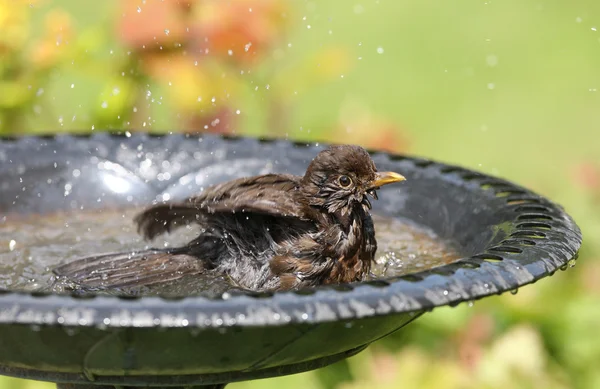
(54, 145), (405, 292)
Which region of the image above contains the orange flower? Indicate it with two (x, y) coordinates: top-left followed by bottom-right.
(190, 0), (290, 65)
(571, 162), (600, 193)
(28, 9), (74, 69)
(43, 8), (73, 38)
(334, 101), (411, 154)
(143, 53), (239, 115)
(29, 39), (57, 69)
(117, 0), (191, 51)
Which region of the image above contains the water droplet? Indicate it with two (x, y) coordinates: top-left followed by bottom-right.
(487, 83), (495, 90)
(8, 240), (16, 251)
(164, 29), (170, 36)
(376, 47), (384, 54)
(559, 263), (568, 271)
(485, 54), (498, 67)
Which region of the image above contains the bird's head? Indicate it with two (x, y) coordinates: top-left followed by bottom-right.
(301, 145), (406, 216)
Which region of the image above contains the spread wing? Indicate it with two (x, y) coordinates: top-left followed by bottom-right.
(53, 249), (205, 290)
(135, 174), (310, 240)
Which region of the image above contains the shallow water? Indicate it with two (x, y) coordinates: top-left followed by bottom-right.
(0, 208), (460, 297)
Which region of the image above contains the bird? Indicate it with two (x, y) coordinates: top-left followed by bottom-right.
(53, 144), (406, 293)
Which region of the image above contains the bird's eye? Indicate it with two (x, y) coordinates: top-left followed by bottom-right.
(338, 175), (352, 187)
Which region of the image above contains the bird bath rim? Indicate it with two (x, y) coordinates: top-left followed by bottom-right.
(0, 132), (582, 330)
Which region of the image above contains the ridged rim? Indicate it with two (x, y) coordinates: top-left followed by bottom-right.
(0, 132), (583, 329)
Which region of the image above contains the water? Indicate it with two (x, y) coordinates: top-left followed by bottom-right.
(370, 215), (460, 278)
(0, 209), (460, 297)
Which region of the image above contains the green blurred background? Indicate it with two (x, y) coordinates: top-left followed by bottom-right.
(1, 0), (599, 388)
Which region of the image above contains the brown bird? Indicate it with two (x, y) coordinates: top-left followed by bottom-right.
(53, 145), (405, 292)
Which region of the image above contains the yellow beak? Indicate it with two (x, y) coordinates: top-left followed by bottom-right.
(370, 171), (406, 188)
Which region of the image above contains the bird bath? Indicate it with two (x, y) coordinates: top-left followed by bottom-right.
(0, 133), (582, 389)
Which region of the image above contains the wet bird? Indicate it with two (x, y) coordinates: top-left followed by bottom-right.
(54, 145), (406, 292)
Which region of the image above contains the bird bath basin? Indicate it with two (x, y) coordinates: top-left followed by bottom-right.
(0, 133), (582, 389)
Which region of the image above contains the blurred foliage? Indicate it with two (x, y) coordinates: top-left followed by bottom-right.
(1, 0), (599, 388)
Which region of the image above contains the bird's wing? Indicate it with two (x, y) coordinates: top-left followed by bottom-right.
(135, 174), (309, 240)
(53, 249), (205, 290)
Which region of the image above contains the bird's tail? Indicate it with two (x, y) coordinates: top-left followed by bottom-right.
(52, 247), (206, 291)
